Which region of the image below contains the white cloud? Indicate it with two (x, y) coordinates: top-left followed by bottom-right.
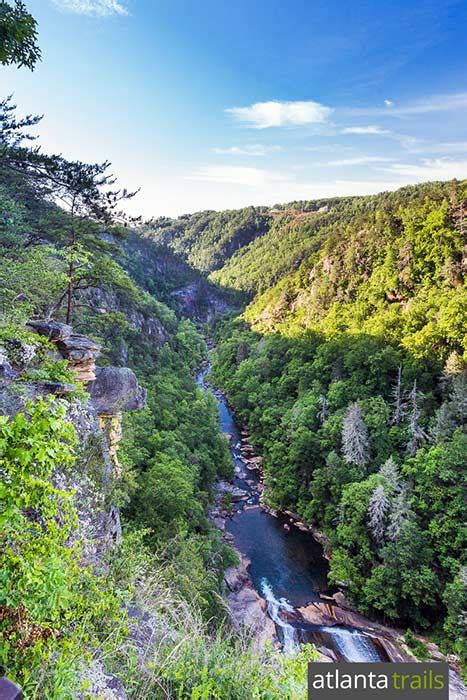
(212, 144), (282, 156)
(408, 141), (467, 155)
(350, 92), (467, 117)
(226, 100), (333, 129)
(185, 165), (290, 187)
(341, 126), (418, 149)
(342, 125), (392, 135)
(383, 158), (467, 181)
(52, 0), (129, 16)
(384, 100), (393, 107)
(322, 156), (395, 166)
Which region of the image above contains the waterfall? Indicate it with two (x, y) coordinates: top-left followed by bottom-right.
(318, 626), (382, 662)
(260, 579), (299, 655)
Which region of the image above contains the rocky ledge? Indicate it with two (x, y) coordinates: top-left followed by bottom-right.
(88, 366), (147, 415)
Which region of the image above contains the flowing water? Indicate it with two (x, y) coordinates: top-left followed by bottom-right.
(197, 365), (387, 663)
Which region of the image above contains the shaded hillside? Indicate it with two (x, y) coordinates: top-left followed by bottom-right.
(146, 206), (271, 273)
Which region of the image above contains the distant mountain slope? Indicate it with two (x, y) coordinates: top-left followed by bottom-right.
(147, 180), (466, 362)
(146, 206), (271, 273)
(240, 180), (466, 362)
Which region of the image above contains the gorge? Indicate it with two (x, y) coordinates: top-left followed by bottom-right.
(1, 96), (465, 696)
(198, 363), (389, 663)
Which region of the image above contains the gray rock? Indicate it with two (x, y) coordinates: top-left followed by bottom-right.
(57, 334), (101, 362)
(88, 366), (147, 415)
(36, 381), (77, 395)
(80, 287), (169, 346)
(0, 346), (14, 383)
(26, 320), (73, 342)
(216, 481), (249, 502)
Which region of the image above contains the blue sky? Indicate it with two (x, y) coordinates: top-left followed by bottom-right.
(2, 0), (467, 217)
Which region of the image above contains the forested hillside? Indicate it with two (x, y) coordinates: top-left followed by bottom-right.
(147, 206), (271, 273)
(210, 180), (467, 671)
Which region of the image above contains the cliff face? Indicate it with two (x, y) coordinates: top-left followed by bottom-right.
(0, 321), (146, 570)
(112, 228), (238, 321)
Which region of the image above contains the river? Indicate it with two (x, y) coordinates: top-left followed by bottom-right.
(197, 364), (387, 663)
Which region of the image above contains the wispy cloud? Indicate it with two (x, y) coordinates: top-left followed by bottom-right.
(226, 100), (333, 129)
(342, 125), (392, 135)
(350, 92), (467, 117)
(382, 158), (467, 181)
(341, 125), (418, 149)
(52, 0), (129, 16)
(321, 156), (395, 166)
(406, 141), (467, 155)
(185, 165), (289, 187)
(212, 144), (282, 156)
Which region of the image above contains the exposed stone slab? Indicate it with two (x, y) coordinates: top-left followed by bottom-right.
(26, 320), (73, 342)
(88, 366), (147, 415)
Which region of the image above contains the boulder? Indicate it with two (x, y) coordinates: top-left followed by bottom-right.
(332, 591), (359, 613)
(26, 320), (72, 342)
(88, 366), (147, 415)
(228, 584), (278, 650)
(316, 646), (339, 662)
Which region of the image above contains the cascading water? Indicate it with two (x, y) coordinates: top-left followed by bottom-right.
(260, 579), (298, 655)
(318, 626), (383, 662)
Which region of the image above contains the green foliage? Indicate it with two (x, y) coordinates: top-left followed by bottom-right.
(145, 637), (317, 700)
(211, 310), (466, 658)
(0, 242), (67, 323)
(0, 398), (126, 698)
(403, 630), (430, 661)
(148, 206), (270, 273)
(20, 358), (76, 383)
(0, 0), (40, 69)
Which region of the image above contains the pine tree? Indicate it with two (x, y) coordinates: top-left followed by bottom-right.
(317, 394), (329, 425)
(431, 403), (456, 443)
(0, 98), (139, 324)
(342, 402), (370, 467)
(405, 380), (429, 456)
(387, 489), (410, 541)
(390, 365), (406, 425)
(379, 456), (401, 492)
(451, 371), (467, 424)
(368, 485), (390, 544)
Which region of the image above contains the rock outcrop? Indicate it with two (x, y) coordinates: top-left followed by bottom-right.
(26, 320), (72, 342)
(0, 346), (14, 383)
(1, 322), (147, 567)
(226, 553), (278, 650)
(26, 320), (101, 382)
(57, 334), (101, 383)
(88, 366), (147, 415)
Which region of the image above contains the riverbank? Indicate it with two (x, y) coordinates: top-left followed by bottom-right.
(198, 360), (466, 697)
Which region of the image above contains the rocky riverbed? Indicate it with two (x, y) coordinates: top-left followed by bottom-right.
(199, 363), (466, 697)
